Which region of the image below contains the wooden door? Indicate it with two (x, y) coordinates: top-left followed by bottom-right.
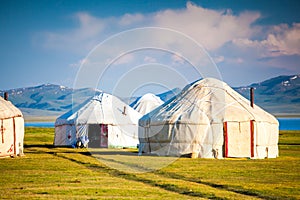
(224, 121), (254, 158)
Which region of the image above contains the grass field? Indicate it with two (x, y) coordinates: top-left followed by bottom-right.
(0, 128), (299, 199)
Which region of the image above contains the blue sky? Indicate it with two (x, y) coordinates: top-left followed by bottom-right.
(1, 0), (300, 95)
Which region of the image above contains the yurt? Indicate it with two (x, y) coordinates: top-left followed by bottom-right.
(0, 95), (24, 158)
(139, 78), (279, 159)
(54, 92), (142, 148)
(131, 93), (164, 115)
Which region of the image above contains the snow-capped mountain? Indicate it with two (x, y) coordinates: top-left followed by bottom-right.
(235, 74), (300, 115)
(0, 84), (100, 117)
(1, 74), (299, 118)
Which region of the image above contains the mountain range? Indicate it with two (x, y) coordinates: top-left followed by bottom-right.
(1, 75), (299, 120)
(0, 84), (101, 119)
(234, 74), (300, 115)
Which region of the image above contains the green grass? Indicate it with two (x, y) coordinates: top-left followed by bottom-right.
(0, 128), (299, 199)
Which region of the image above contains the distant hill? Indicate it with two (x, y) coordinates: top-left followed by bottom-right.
(129, 75), (300, 116)
(0, 84), (100, 118)
(234, 75), (300, 115)
(1, 75), (299, 119)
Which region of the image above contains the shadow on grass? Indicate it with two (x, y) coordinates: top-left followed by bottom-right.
(88, 150), (138, 156)
(27, 146), (290, 200)
(24, 144), (55, 149)
(82, 152), (288, 200)
(155, 171), (284, 200)
(88, 153), (283, 200)
(56, 151), (288, 200)
(54, 152), (223, 200)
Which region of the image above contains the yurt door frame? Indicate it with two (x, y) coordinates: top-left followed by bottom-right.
(0, 118), (17, 157)
(1, 119), (5, 143)
(99, 124), (108, 148)
(223, 120), (255, 158)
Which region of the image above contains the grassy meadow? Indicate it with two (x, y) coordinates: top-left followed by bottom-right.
(0, 128), (299, 199)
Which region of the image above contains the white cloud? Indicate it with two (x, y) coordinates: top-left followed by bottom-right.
(171, 53), (185, 65)
(228, 57), (244, 64)
(230, 22), (300, 60)
(38, 3), (262, 53)
(39, 2), (300, 59)
(69, 58), (89, 68)
(119, 13), (145, 26)
(75, 12), (105, 38)
(37, 2), (300, 82)
(40, 12), (105, 54)
(152, 2), (261, 50)
(144, 56), (157, 63)
(213, 56), (225, 63)
(264, 23), (300, 56)
(113, 53), (134, 65)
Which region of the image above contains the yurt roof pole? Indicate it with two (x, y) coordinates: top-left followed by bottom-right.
(250, 87), (254, 108)
(4, 92), (8, 101)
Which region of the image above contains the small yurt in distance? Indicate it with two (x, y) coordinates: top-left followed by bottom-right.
(0, 95), (24, 158)
(131, 93), (164, 115)
(54, 92), (142, 148)
(139, 78), (279, 159)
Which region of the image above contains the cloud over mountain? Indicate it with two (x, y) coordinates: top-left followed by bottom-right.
(36, 2), (300, 87)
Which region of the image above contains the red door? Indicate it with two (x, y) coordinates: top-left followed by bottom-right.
(100, 124), (108, 148)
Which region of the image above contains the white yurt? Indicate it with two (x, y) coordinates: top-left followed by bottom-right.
(132, 93), (164, 115)
(139, 78), (279, 159)
(54, 92), (142, 148)
(0, 95), (24, 158)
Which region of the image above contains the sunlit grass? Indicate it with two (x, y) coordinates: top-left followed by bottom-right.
(0, 128), (299, 199)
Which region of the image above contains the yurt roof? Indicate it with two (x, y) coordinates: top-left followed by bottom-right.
(132, 93), (164, 115)
(55, 92), (142, 126)
(0, 96), (23, 119)
(140, 78), (278, 126)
